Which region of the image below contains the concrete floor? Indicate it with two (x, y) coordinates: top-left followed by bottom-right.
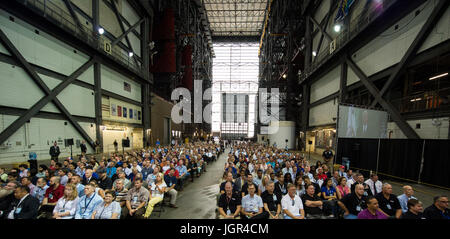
(151, 149), (449, 219)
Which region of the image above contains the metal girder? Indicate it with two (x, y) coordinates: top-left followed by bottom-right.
(340, 57), (348, 103)
(346, 57), (420, 139)
(370, 0), (450, 107)
(110, 0), (140, 67)
(111, 19), (144, 47)
(62, 0), (83, 30)
(94, 62), (102, 152)
(309, 16), (332, 42)
(0, 29), (96, 148)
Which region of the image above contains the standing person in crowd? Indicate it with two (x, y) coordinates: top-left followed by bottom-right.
(114, 140), (119, 153)
(365, 173), (382, 196)
(401, 199), (425, 219)
(241, 183), (265, 219)
(122, 178), (149, 219)
(423, 196), (450, 219)
(4, 185), (40, 219)
(281, 183), (305, 219)
(322, 146), (334, 164)
(218, 182), (241, 219)
(80, 141), (87, 155)
(164, 168), (179, 208)
(375, 183), (402, 219)
(31, 178), (49, 204)
(301, 184), (325, 219)
(357, 197), (388, 219)
(40, 176), (65, 218)
(337, 184), (368, 219)
(351, 173), (372, 196)
(336, 177), (351, 200)
(49, 142), (61, 162)
(261, 181), (282, 219)
(91, 190), (121, 219)
(52, 183), (79, 219)
(75, 184), (104, 219)
(144, 173), (167, 218)
(397, 185), (417, 213)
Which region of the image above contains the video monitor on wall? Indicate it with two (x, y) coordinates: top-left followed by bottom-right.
(338, 105), (388, 139)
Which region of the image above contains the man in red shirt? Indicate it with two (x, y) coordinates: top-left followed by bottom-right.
(317, 167), (328, 181)
(38, 176), (65, 218)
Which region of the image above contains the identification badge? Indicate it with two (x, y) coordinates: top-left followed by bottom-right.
(49, 193), (53, 200)
(386, 204), (392, 210)
(363, 191), (368, 196)
(356, 206), (361, 212)
(15, 207), (22, 214)
(133, 196), (138, 203)
(273, 195), (277, 201)
(226, 209), (231, 215)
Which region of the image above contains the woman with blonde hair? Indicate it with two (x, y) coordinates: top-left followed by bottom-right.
(144, 173), (167, 218)
(52, 183), (79, 219)
(258, 175), (270, 195)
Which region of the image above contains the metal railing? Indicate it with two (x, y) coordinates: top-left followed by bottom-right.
(391, 88), (450, 113)
(19, 0), (144, 76)
(299, 0), (398, 83)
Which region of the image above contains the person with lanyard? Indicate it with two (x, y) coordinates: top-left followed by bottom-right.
(218, 182), (242, 219)
(40, 176), (65, 218)
(144, 173), (167, 218)
(70, 175), (85, 197)
(274, 171), (287, 196)
(261, 181), (282, 219)
(281, 183), (305, 219)
(423, 195), (450, 219)
(397, 185), (417, 213)
(240, 183), (265, 219)
(337, 184), (368, 219)
(30, 177), (49, 204)
(164, 168), (179, 208)
(321, 178), (338, 217)
(52, 184), (79, 219)
(401, 199), (426, 219)
(375, 183), (402, 219)
(121, 178), (150, 219)
(75, 184), (104, 219)
(91, 190), (121, 219)
(5, 185), (40, 219)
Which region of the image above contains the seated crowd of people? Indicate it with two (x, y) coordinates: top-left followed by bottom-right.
(217, 142), (449, 219)
(0, 141), (222, 219)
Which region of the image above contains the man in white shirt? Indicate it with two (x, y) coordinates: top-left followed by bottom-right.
(281, 183), (305, 219)
(346, 173), (357, 188)
(365, 173), (383, 196)
(241, 184), (265, 219)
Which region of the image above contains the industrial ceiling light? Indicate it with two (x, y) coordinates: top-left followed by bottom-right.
(312, 51), (317, 56)
(334, 24), (341, 33)
(128, 52), (134, 57)
(429, 72), (448, 80)
(98, 27), (105, 35)
(282, 74), (287, 79)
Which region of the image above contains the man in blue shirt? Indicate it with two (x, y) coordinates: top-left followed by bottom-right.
(140, 160), (153, 181)
(106, 162), (116, 179)
(397, 185), (417, 213)
(164, 168), (178, 208)
(75, 184), (103, 219)
(175, 160), (188, 191)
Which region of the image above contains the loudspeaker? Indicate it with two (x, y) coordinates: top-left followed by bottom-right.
(308, 140), (313, 145)
(122, 139), (130, 147)
(285, 139), (288, 143)
(65, 138), (74, 147)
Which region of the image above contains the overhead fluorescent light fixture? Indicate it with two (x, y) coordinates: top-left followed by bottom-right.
(429, 73), (448, 80)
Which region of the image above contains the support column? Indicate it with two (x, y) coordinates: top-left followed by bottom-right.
(94, 62), (103, 153)
(142, 16), (151, 148)
(339, 58), (348, 103)
(301, 84), (310, 149)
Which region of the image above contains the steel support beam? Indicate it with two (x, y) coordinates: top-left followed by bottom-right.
(0, 29), (96, 148)
(309, 16), (332, 42)
(111, 19), (144, 47)
(370, 0), (450, 107)
(346, 57), (420, 139)
(340, 57), (348, 103)
(110, 0), (140, 68)
(94, 62), (103, 153)
(62, 0), (83, 30)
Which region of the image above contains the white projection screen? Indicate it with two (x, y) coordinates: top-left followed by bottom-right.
(338, 105), (388, 139)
